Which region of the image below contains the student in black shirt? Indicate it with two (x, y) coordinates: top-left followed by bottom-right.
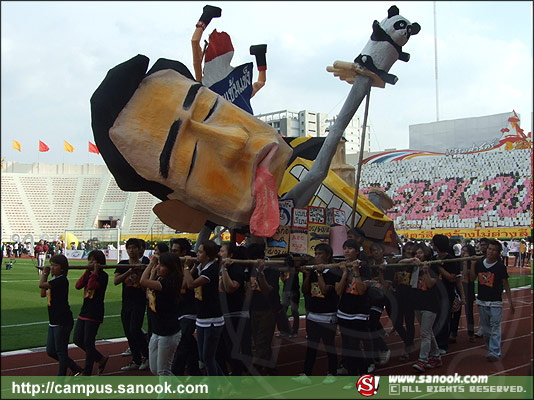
(336, 239), (372, 376)
(184, 240), (224, 376)
(114, 238), (149, 371)
(276, 265), (300, 338)
(39, 255), (82, 376)
(460, 244), (477, 342)
(247, 242), (280, 375)
(470, 240), (515, 362)
(217, 243), (251, 376)
(401, 243), (443, 373)
(293, 243), (338, 384)
(73, 250), (109, 375)
(170, 238), (201, 376)
(392, 242), (417, 360)
(431, 234), (465, 354)
(140, 252), (183, 375)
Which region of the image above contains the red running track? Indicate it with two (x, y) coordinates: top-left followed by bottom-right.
(2, 287), (532, 377)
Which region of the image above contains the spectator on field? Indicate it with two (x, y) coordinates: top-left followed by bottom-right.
(477, 238), (490, 259)
(140, 252), (183, 376)
(470, 239), (515, 362)
(114, 238), (150, 371)
(35, 240), (48, 269)
(139, 239), (151, 264)
(501, 242), (509, 267)
(39, 255), (82, 376)
(73, 250), (109, 375)
(509, 239), (520, 267)
(519, 240), (527, 267)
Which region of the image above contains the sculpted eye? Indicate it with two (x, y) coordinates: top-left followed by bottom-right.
(394, 20), (407, 30)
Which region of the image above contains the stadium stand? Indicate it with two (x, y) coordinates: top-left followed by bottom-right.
(360, 148), (531, 230)
(1, 147), (531, 242)
(1, 163), (176, 241)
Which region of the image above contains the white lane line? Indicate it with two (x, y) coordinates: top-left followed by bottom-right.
(1, 314), (122, 328)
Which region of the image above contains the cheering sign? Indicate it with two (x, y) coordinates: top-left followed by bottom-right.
(308, 206), (326, 225)
(292, 208), (308, 229)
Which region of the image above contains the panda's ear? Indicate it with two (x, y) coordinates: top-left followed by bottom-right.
(410, 23), (421, 35)
(388, 5), (400, 18)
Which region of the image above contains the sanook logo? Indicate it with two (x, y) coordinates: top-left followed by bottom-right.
(357, 375), (380, 397)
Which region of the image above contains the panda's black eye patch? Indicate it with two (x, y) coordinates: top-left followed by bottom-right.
(394, 20), (407, 30)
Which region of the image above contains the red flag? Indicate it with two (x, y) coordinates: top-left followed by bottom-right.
(39, 140), (49, 152)
(88, 141), (100, 154)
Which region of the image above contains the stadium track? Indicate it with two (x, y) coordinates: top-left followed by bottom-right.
(2, 282), (532, 378)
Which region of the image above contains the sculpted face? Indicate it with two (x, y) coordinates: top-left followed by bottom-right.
(109, 69), (292, 231)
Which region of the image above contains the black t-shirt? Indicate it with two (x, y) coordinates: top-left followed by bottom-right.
(308, 269), (338, 313)
(79, 270), (109, 321)
(147, 278), (180, 336)
(178, 284), (196, 317)
(115, 260), (147, 309)
(281, 270), (300, 295)
(249, 266), (280, 312)
(434, 254), (461, 302)
(412, 264), (441, 313)
(195, 261), (222, 319)
(337, 264), (371, 317)
(475, 259), (509, 302)
(47, 275), (74, 325)
(219, 263), (245, 315)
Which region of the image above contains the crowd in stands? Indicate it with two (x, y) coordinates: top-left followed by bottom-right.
(37, 230), (522, 381)
(361, 149), (531, 229)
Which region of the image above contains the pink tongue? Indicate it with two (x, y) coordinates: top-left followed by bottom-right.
(250, 166), (279, 237)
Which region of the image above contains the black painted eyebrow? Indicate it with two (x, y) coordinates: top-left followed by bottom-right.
(182, 84), (202, 110)
(203, 98), (219, 122)
(159, 119), (182, 179)
(187, 143), (198, 181)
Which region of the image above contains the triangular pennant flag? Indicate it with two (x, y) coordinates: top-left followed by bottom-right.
(88, 141), (100, 154)
(39, 140), (50, 152)
(13, 140), (21, 152)
(64, 140), (74, 152)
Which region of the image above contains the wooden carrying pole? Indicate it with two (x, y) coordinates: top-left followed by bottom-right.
(300, 255), (483, 270)
(36, 255), (482, 271)
(351, 86), (371, 228)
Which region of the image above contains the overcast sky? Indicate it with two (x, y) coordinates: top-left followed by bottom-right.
(2, 1), (532, 165)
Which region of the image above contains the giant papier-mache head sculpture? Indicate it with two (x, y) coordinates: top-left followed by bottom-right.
(91, 5), (419, 239)
(91, 56), (292, 236)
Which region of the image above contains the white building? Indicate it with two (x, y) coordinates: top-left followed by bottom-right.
(255, 109), (370, 154)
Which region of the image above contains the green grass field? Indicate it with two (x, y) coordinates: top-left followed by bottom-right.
(1, 258), (532, 352)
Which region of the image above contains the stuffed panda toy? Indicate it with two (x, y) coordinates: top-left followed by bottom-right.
(355, 5), (421, 85)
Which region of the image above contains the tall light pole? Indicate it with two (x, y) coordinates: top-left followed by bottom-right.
(434, 1), (440, 121)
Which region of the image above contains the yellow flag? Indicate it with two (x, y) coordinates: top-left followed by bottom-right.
(13, 140), (21, 152)
(64, 140), (74, 152)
